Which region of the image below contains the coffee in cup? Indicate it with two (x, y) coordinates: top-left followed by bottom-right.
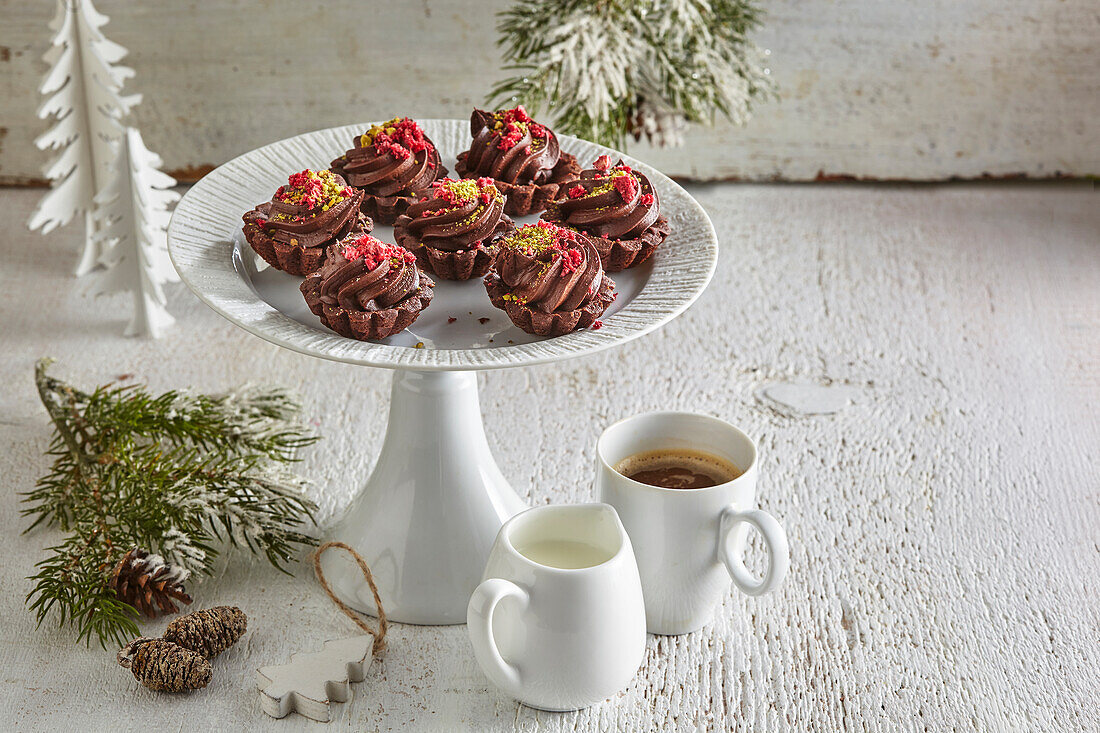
(614, 449), (741, 489)
(597, 412), (789, 635)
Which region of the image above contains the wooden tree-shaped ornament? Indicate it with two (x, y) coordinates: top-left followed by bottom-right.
(28, 0), (141, 276)
(256, 542), (388, 722)
(257, 636), (375, 722)
(93, 127), (180, 338)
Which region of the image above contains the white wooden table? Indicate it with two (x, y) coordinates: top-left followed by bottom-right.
(0, 183), (1096, 731)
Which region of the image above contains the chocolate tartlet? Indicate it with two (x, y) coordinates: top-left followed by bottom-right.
(330, 117), (446, 225)
(393, 177), (514, 281)
(484, 221), (615, 337)
(455, 106), (580, 217)
(242, 169), (369, 276)
(301, 232), (435, 341)
(542, 155), (670, 272)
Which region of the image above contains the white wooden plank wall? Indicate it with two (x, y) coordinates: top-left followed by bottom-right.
(1, 0), (1098, 183)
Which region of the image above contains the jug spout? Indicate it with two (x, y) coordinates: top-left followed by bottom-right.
(500, 503), (631, 571)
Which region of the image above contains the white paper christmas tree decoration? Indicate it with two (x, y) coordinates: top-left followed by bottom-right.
(93, 127), (180, 338)
(257, 636), (375, 722)
(28, 0), (141, 276)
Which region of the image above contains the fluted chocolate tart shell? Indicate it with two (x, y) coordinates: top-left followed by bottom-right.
(243, 209), (371, 277)
(362, 193), (422, 227)
(397, 235), (495, 281)
(393, 216), (513, 281)
(585, 216), (670, 272)
(484, 272), (615, 337)
(455, 152), (580, 217)
(301, 273), (435, 341)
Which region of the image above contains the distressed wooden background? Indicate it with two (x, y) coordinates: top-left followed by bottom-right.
(1, 181), (1097, 730)
(2, 0), (1099, 184)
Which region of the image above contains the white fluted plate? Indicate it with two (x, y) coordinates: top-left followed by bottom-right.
(167, 119), (717, 370)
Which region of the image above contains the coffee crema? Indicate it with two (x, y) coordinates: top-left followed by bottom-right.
(614, 449), (741, 489)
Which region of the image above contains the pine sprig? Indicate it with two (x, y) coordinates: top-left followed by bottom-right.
(23, 359), (320, 648)
(491, 0), (774, 148)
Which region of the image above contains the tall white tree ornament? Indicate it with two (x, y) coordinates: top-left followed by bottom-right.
(93, 128), (180, 338)
(28, 0), (141, 276)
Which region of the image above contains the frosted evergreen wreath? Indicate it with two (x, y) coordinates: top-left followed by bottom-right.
(491, 0), (774, 148)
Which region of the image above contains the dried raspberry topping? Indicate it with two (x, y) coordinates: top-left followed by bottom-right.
(275, 169), (353, 211)
(565, 163), (647, 207)
(360, 118), (434, 161)
(559, 246), (583, 275)
(501, 221), (584, 266)
(591, 320), (604, 330)
(341, 233), (416, 270)
(592, 155), (612, 172)
(497, 127), (525, 150)
(428, 177), (502, 210)
(612, 173), (639, 203)
(490, 106), (549, 151)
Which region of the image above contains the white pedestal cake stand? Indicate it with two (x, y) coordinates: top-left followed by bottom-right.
(167, 120), (718, 624)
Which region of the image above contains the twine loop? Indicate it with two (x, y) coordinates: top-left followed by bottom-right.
(312, 541), (387, 654)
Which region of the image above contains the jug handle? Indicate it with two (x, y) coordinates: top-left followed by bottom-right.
(718, 505), (790, 596)
(467, 578), (528, 691)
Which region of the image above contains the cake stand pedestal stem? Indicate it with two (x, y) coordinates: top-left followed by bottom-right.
(323, 369), (527, 624)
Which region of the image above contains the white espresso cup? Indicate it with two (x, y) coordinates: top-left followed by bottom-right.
(596, 412), (790, 635)
(466, 504), (646, 711)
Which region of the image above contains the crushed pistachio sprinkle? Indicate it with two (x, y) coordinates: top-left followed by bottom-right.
(500, 220), (579, 255)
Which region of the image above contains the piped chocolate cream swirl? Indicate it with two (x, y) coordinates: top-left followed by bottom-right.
(393, 177), (513, 280)
(242, 169), (368, 275)
(541, 155), (671, 272)
(246, 170), (363, 248)
(316, 234), (423, 312)
(494, 223), (603, 313)
(485, 221), (615, 336)
(402, 178), (509, 252)
(461, 107), (561, 185)
(497, 228), (602, 314)
(545, 158), (659, 239)
(301, 232), (436, 341)
(331, 118), (443, 198)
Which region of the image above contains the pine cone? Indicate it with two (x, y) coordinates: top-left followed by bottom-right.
(109, 547), (193, 618)
(163, 606), (248, 659)
(118, 638), (212, 693)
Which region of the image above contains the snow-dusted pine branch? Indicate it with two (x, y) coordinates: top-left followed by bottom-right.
(25, 359), (319, 647)
(28, 0), (141, 275)
(492, 0), (774, 148)
(93, 127), (180, 338)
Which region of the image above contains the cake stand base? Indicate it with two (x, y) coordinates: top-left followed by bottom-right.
(322, 369), (527, 624)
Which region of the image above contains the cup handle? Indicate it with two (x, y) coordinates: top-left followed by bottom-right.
(467, 578), (528, 691)
(718, 505), (790, 596)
